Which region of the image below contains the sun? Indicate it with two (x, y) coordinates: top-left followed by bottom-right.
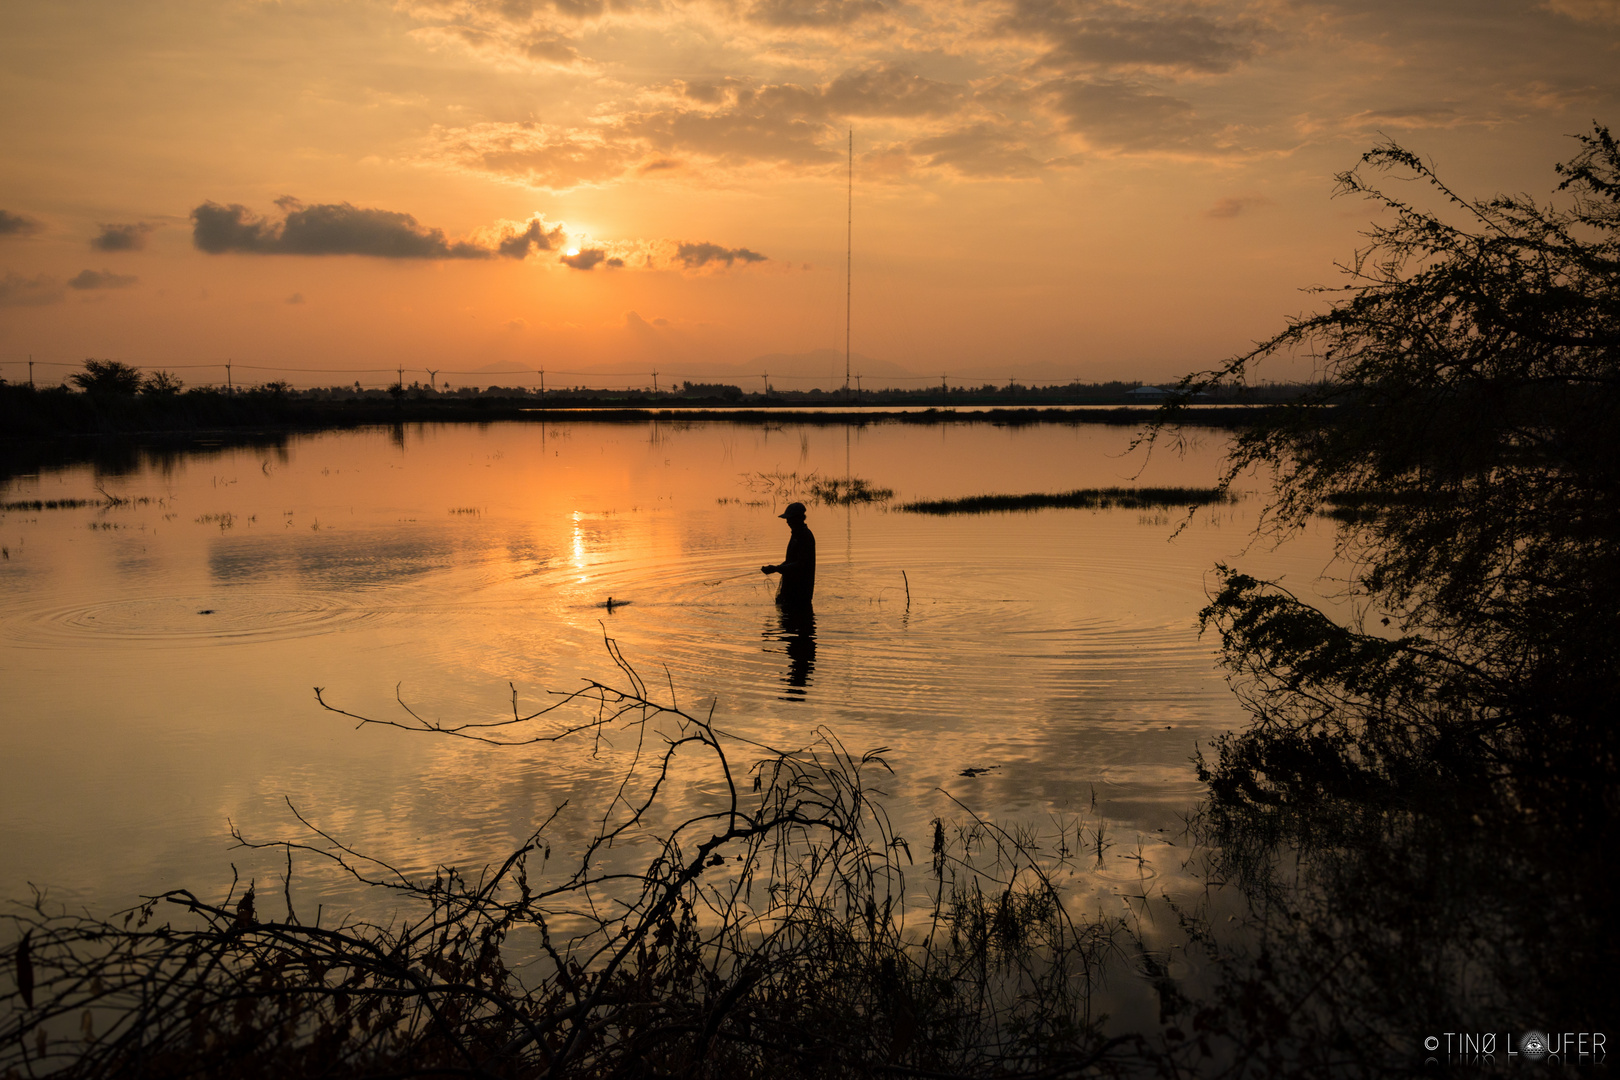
(566, 247), (580, 257)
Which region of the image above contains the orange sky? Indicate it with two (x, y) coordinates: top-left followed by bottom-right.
(2, 0), (1617, 390)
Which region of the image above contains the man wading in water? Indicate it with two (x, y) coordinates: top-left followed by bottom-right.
(761, 501), (815, 609)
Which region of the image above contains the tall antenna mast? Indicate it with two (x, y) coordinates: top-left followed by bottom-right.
(845, 128), (852, 402)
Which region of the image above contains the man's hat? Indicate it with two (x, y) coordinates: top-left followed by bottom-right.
(779, 502), (807, 520)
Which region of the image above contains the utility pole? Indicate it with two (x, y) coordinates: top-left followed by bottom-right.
(537, 368), (545, 399)
(226, 360), (232, 394)
(652, 370), (659, 395)
(762, 372), (769, 400)
(941, 373), (947, 398)
(845, 128), (853, 402)
(397, 365), (403, 389)
(427, 368), (439, 392)
(854, 373), (862, 401)
(28, 355), (34, 388)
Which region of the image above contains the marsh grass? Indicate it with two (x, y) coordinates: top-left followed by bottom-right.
(807, 476), (894, 505)
(897, 487), (1237, 516)
(2, 499), (102, 511)
(741, 470), (894, 508)
(2, 492), (157, 512)
(1, 639), (1139, 1079)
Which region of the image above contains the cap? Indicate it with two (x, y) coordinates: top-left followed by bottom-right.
(779, 502), (807, 520)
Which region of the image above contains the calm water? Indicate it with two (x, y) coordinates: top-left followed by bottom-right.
(0, 420), (1337, 930)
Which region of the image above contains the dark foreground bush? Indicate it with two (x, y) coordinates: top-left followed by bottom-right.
(1, 640), (1136, 1079)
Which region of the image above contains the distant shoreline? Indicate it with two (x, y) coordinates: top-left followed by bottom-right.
(0, 384), (1300, 482)
(2, 382), (1290, 438)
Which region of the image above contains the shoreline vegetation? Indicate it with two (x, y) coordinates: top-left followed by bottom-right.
(0, 376), (1306, 442)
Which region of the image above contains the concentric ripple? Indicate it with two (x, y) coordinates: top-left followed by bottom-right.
(2, 587), (395, 647)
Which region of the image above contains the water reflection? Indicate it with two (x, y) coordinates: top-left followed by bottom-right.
(764, 607), (816, 699)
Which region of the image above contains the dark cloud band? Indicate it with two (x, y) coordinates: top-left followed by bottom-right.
(192, 200), (493, 259)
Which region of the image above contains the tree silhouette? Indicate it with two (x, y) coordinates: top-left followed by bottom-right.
(69, 359), (143, 397)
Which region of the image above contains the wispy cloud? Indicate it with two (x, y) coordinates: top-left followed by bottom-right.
(675, 242), (767, 268)
(0, 272), (63, 306)
(1001, 0), (1265, 76)
(91, 222), (158, 251)
(746, 0), (887, 29)
(0, 210), (42, 238)
(1044, 77), (1212, 151)
(1206, 193), (1271, 218)
(69, 269), (139, 289)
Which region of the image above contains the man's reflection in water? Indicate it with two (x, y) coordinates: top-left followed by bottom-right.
(766, 606), (817, 699)
(760, 500), (817, 699)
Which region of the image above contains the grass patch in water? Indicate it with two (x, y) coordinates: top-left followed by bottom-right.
(806, 476), (893, 505)
(742, 470), (894, 507)
(897, 485), (1236, 515)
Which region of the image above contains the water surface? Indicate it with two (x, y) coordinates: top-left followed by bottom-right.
(0, 420), (1338, 926)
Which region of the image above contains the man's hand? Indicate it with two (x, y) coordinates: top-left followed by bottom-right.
(761, 564), (775, 575)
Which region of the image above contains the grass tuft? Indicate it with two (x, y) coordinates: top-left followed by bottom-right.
(897, 486), (1237, 516)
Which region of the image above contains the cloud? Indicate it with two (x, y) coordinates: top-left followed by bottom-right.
(191, 199), (493, 259)
(496, 214), (567, 256)
(91, 222), (157, 251)
(0, 272), (64, 306)
(561, 247), (608, 269)
(1001, 0), (1263, 76)
(629, 95), (839, 167)
(747, 0), (886, 28)
(1542, 0), (1620, 23)
(1205, 194), (1270, 218)
(69, 269), (139, 290)
(823, 65), (966, 118)
(426, 65), (980, 188)
(908, 125), (1052, 178)
(429, 122), (641, 189)
(675, 242), (767, 268)
(1044, 77), (1210, 150)
(0, 210), (42, 237)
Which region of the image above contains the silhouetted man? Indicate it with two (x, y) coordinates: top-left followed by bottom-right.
(761, 501), (815, 609)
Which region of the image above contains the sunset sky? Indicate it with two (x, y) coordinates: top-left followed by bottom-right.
(2, 0), (1617, 390)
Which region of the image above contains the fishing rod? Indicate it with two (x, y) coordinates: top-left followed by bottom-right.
(702, 570), (764, 587)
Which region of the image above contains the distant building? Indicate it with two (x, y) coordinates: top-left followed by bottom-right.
(1126, 385), (1173, 400)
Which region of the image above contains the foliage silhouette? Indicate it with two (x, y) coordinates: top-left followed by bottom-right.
(68, 360), (142, 398)
(1141, 124), (1620, 1073)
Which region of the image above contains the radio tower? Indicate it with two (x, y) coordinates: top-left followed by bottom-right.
(845, 128), (853, 402)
